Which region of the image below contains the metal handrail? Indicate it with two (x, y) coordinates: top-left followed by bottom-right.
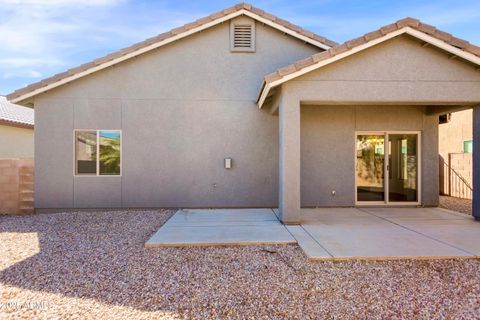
(447, 162), (473, 191)
(440, 157), (473, 199)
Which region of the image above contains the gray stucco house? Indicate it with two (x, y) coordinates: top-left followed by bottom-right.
(7, 3), (480, 223)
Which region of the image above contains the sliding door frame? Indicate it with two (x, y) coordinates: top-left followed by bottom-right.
(355, 131), (422, 206)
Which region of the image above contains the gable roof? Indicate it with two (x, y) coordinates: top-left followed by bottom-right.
(7, 2), (336, 104)
(0, 97), (34, 129)
(257, 17), (480, 108)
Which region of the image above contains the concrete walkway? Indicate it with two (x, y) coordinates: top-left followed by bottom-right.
(293, 207), (480, 260)
(146, 208), (296, 247)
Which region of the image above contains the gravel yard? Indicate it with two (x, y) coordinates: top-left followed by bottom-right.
(440, 196), (473, 215)
(1, 209), (480, 319)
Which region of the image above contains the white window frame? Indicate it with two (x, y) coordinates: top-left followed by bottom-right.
(73, 129), (122, 177)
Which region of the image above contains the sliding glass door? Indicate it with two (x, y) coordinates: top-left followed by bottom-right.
(388, 134), (418, 202)
(356, 135), (385, 202)
(356, 132), (420, 204)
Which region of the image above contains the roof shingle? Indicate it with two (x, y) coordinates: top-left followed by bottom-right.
(262, 17), (480, 86)
(0, 97), (34, 128)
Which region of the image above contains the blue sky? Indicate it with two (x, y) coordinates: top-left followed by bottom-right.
(1, 0), (479, 95)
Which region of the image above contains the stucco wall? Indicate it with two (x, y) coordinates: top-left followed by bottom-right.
(300, 105), (437, 206)
(285, 35), (480, 104)
(439, 109), (472, 159)
(33, 18), (321, 209)
(438, 110), (473, 197)
(0, 125), (34, 158)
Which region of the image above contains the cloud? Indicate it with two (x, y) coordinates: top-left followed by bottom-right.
(0, 0), (205, 94)
(3, 70), (42, 79)
(0, 0), (128, 93)
(0, 58), (64, 68)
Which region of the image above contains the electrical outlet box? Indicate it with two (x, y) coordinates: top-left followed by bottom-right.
(224, 158), (232, 169)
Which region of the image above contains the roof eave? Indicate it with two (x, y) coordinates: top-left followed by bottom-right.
(0, 119), (34, 129)
(7, 4), (335, 104)
(257, 26), (480, 108)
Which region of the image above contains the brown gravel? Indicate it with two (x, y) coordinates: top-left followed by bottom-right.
(440, 196), (473, 215)
(1, 209), (480, 319)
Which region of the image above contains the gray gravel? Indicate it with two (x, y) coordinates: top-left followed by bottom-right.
(440, 196), (473, 215)
(1, 209), (480, 319)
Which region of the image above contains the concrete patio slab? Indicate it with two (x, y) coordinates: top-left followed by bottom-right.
(302, 208), (384, 225)
(285, 225), (332, 259)
(146, 209), (296, 247)
(360, 207), (480, 255)
(146, 207), (480, 260)
(167, 209), (278, 225)
(361, 207), (470, 221)
(299, 208), (475, 260)
(383, 218), (480, 256)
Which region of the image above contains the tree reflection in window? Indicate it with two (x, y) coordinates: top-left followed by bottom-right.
(99, 131), (121, 175)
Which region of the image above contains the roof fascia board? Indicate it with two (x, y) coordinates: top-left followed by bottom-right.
(11, 9), (331, 104)
(404, 27), (480, 65)
(258, 27), (480, 108)
(258, 28), (406, 108)
(241, 10), (331, 50)
(0, 119), (34, 129)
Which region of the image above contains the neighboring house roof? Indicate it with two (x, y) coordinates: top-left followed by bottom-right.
(257, 17), (480, 108)
(7, 2), (337, 104)
(0, 96), (34, 129)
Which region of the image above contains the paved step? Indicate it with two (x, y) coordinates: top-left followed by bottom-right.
(146, 209), (296, 247)
(286, 225), (332, 260)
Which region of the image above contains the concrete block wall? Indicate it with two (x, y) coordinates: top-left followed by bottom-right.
(0, 159), (34, 215)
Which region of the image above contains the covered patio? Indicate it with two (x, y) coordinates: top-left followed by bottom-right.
(257, 29), (480, 224)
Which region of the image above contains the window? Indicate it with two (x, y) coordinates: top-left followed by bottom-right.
(438, 113), (451, 124)
(464, 140), (473, 154)
(230, 18), (255, 52)
(75, 130), (121, 176)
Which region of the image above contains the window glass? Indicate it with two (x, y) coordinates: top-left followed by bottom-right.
(75, 131), (97, 175)
(464, 140), (473, 154)
(99, 131), (121, 175)
(356, 135), (385, 202)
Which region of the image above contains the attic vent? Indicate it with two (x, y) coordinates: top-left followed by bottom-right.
(234, 25), (252, 47)
(230, 20), (255, 52)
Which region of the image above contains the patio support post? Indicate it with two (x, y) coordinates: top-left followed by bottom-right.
(473, 105), (480, 220)
(422, 112), (440, 206)
(278, 94), (301, 224)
